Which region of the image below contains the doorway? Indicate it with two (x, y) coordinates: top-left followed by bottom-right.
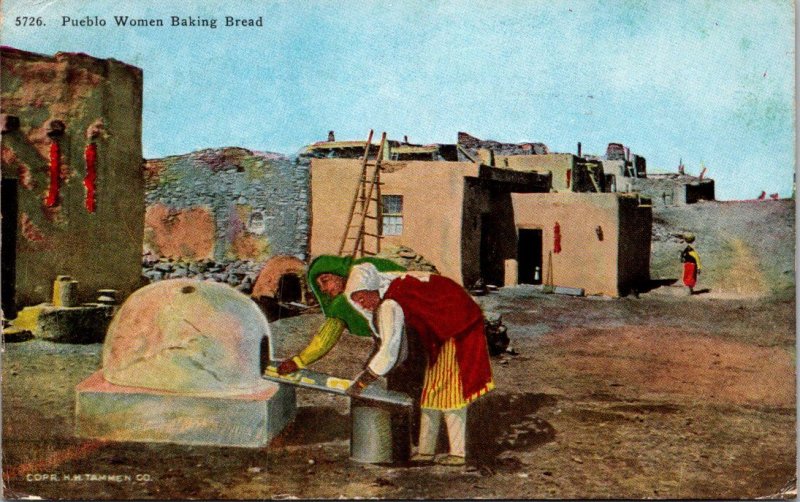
(517, 229), (542, 285)
(260, 273), (304, 322)
(479, 215), (505, 286)
(2, 179), (18, 318)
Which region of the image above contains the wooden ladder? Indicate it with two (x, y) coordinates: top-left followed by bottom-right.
(338, 130), (386, 258)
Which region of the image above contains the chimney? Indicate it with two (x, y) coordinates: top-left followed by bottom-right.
(404, 135), (409, 144)
(328, 130), (335, 142)
(577, 142), (582, 157)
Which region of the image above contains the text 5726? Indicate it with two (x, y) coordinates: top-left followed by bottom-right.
(16, 17), (45, 26)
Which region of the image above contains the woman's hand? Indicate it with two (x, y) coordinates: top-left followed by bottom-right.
(345, 369), (378, 396)
(277, 358), (299, 375)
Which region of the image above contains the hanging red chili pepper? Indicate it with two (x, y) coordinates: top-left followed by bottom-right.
(44, 141), (60, 207)
(554, 221), (562, 254)
(84, 142), (97, 213)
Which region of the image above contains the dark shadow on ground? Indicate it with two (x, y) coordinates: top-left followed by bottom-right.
(637, 278), (678, 294)
(466, 392), (558, 471)
(692, 288), (712, 295)
(1, 330), (33, 343)
(270, 406), (349, 446)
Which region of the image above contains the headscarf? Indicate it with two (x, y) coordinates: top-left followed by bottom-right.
(307, 255), (405, 337)
(344, 262), (402, 333)
(344, 262), (394, 298)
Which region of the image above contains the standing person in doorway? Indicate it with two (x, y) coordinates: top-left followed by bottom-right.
(680, 233), (702, 295)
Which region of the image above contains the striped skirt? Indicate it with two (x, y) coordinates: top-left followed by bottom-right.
(420, 338), (494, 410)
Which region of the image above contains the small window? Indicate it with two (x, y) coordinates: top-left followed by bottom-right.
(247, 211), (266, 234)
(381, 195), (403, 236)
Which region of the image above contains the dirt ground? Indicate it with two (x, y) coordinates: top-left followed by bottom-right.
(2, 285), (795, 500)
(1, 200), (796, 500)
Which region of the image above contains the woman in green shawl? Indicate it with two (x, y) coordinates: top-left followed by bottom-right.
(276, 255), (406, 374)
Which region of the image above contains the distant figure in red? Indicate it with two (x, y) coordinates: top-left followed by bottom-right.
(680, 233), (702, 295)
(345, 263), (494, 466)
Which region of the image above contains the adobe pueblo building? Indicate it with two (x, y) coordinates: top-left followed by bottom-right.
(1, 47), (145, 317)
(307, 132), (653, 297)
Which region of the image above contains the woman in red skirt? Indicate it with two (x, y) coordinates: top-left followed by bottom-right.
(344, 263), (494, 466)
(680, 233), (702, 295)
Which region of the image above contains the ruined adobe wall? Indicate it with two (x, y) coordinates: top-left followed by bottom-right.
(494, 154), (588, 192)
(457, 132), (548, 156)
(1, 47), (144, 308)
(143, 148), (309, 267)
(630, 175), (715, 206)
(602, 160), (636, 192)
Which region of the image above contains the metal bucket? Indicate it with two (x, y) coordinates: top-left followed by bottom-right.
(350, 398), (411, 464)
(52, 275), (78, 307)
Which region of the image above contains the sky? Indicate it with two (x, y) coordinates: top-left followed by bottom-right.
(1, 0), (795, 200)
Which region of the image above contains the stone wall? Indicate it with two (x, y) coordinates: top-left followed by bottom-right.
(457, 131), (549, 157)
(143, 147), (308, 265)
(1, 47), (144, 312)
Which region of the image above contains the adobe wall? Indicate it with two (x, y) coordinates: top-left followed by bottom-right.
(143, 148), (308, 263)
(1, 47), (144, 307)
(511, 192), (624, 296)
(461, 179), (517, 287)
(491, 153), (601, 192)
(310, 159), (477, 283)
(460, 179), (490, 286)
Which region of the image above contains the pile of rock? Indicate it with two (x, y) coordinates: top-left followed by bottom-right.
(376, 245), (439, 273)
(651, 218), (690, 244)
(141, 255), (263, 294)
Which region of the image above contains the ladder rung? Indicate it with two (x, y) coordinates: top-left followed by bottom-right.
(339, 132), (386, 258)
